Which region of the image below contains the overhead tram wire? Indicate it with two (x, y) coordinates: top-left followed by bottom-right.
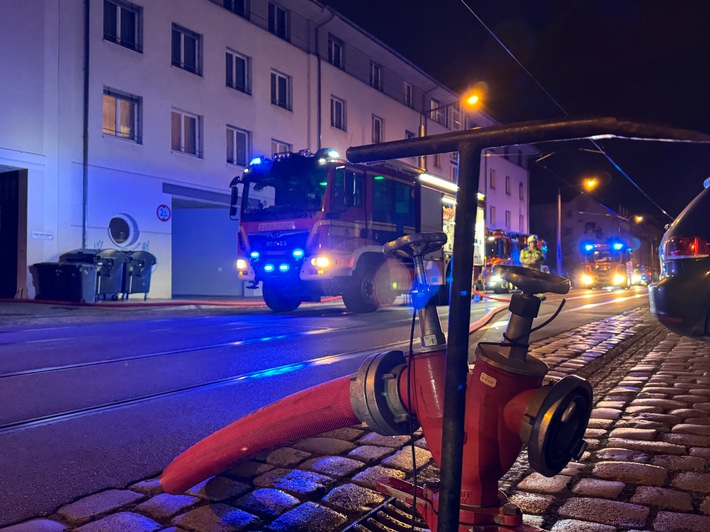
(459, 0), (676, 221)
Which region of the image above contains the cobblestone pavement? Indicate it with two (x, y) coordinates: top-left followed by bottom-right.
(4, 308), (710, 532)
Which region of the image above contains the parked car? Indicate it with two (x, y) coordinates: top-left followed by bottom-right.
(649, 181), (710, 339)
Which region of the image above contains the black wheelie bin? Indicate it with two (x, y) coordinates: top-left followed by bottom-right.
(122, 251), (157, 300)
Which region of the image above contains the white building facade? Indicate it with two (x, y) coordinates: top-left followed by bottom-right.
(0, 0), (532, 299)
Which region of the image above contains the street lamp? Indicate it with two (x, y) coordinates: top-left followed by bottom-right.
(418, 89), (483, 172)
(556, 177), (599, 277)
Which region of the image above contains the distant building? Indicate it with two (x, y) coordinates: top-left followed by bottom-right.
(531, 191), (663, 277)
(0, 0), (534, 299)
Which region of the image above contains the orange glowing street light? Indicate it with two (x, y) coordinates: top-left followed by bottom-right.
(583, 177), (599, 191)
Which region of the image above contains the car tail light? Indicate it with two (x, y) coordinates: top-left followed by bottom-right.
(662, 236), (710, 260)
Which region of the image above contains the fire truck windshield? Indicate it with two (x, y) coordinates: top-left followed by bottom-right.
(241, 167), (327, 222)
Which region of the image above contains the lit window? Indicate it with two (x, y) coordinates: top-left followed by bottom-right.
(328, 35), (344, 69)
(370, 62), (383, 91)
(372, 115), (384, 144)
(171, 109), (202, 157)
(268, 3), (290, 41)
(103, 0), (142, 52)
(330, 96), (346, 131)
(271, 70), (292, 110)
(226, 49), (250, 93)
(172, 24), (202, 75)
(227, 126), (250, 166)
(102, 88), (141, 142)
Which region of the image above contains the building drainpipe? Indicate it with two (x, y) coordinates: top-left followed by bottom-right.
(314, 9), (335, 151)
(82, 0), (90, 249)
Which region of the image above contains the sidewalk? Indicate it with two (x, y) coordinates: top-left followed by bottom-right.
(3, 308), (710, 531)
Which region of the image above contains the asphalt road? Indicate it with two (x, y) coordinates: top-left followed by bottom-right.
(0, 287), (650, 526)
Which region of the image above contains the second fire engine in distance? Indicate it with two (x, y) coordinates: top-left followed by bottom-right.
(229, 148), (449, 312)
(577, 239), (634, 289)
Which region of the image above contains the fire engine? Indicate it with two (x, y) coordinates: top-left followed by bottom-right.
(229, 148), (479, 312)
(578, 239), (634, 289)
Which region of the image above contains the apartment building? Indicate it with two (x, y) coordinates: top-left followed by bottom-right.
(0, 0), (533, 299)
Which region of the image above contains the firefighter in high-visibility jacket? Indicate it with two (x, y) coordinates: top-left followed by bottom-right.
(520, 235), (545, 271)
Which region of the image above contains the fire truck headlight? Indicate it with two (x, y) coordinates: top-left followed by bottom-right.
(489, 275), (502, 283)
(312, 256), (330, 268)
(236, 259), (248, 270)
(580, 274), (594, 286)
(613, 274), (626, 285)
(632, 273), (642, 284)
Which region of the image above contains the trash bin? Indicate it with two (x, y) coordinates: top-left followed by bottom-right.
(59, 262), (98, 303)
(30, 262), (98, 302)
(60, 248), (128, 300)
(122, 251), (157, 300)
(31, 262), (65, 301)
(95, 249), (128, 300)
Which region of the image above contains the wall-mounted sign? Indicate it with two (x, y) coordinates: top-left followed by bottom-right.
(32, 231), (54, 240)
(157, 204), (172, 222)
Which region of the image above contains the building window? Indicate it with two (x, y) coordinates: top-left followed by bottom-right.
(171, 109), (202, 157)
(372, 115), (384, 144)
(519, 182), (524, 200)
(405, 130), (416, 139)
(433, 153), (441, 168)
(103, 0), (142, 52)
(403, 81), (413, 108)
(490, 205), (496, 226)
(429, 98), (441, 123)
(370, 62), (383, 91)
(451, 152), (459, 164)
(328, 34), (344, 69)
(489, 169), (496, 189)
(271, 139), (291, 155)
(227, 126), (250, 166)
(451, 102), (462, 130)
(505, 210), (511, 229)
(451, 166), (457, 180)
(505, 175), (511, 195)
(171, 24), (202, 75)
(519, 214), (525, 231)
(270, 70), (292, 110)
(226, 49), (250, 93)
(102, 88), (141, 142)
(268, 3), (290, 41)
(330, 96), (346, 131)
(219, 0), (248, 18)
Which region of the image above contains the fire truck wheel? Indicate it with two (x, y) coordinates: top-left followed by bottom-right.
(263, 282), (302, 312)
(342, 260), (381, 313)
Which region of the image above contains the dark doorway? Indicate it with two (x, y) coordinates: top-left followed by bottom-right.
(0, 170), (20, 298)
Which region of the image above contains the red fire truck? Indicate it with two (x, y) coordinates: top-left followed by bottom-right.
(577, 239), (634, 289)
(229, 148), (464, 312)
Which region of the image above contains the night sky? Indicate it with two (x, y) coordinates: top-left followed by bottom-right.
(320, 0), (710, 224)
